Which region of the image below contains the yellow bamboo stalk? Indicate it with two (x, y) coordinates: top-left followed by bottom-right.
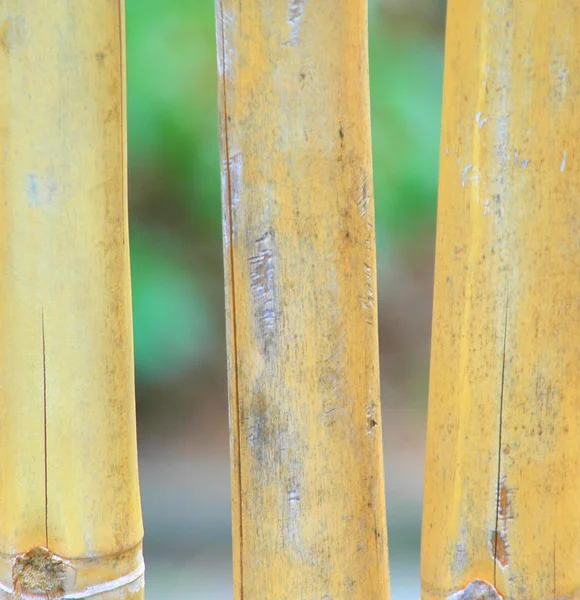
(0, 2), (143, 598)
(216, 0), (390, 598)
(422, 3), (580, 600)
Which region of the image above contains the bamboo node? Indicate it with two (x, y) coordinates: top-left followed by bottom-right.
(0, 543), (144, 599)
(447, 580), (503, 600)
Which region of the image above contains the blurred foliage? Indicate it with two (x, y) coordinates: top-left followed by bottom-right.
(125, 0), (443, 384)
(369, 6), (443, 246)
(130, 223), (215, 381)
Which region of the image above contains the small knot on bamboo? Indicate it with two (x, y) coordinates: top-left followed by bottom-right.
(0, 542), (144, 599)
(447, 580), (503, 600)
(12, 547), (71, 600)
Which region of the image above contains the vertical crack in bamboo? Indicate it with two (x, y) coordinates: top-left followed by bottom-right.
(216, 1), (244, 598)
(493, 299), (509, 585)
(42, 310), (48, 549)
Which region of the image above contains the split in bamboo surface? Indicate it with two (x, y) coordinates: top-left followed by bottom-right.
(216, 0), (390, 598)
(422, 2), (580, 600)
(0, 2), (143, 598)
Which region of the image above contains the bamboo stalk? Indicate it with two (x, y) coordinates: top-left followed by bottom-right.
(422, 2), (580, 600)
(0, 2), (143, 598)
(216, 1), (390, 598)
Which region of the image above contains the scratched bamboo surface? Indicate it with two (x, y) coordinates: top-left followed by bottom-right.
(0, 2), (143, 598)
(422, 2), (580, 600)
(216, 1), (390, 598)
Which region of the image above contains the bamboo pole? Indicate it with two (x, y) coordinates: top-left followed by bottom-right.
(216, 0), (390, 598)
(0, 2), (143, 598)
(422, 3), (580, 600)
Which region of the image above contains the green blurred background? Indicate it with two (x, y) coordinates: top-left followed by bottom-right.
(127, 0), (445, 597)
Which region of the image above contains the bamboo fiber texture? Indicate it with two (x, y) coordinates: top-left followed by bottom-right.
(422, 3), (580, 600)
(0, 2), (143, 598)
(216, 0), (390, 598)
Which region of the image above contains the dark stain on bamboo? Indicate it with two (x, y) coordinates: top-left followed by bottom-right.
(490, 529), (509, 569)
(491, 478), (513, 571)
(246, 392), (294, 471)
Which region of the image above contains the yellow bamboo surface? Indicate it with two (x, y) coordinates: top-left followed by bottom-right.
(0, 2), (143, 598)
(422, 2), (580, 600)
(216, 0), (390, 598)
